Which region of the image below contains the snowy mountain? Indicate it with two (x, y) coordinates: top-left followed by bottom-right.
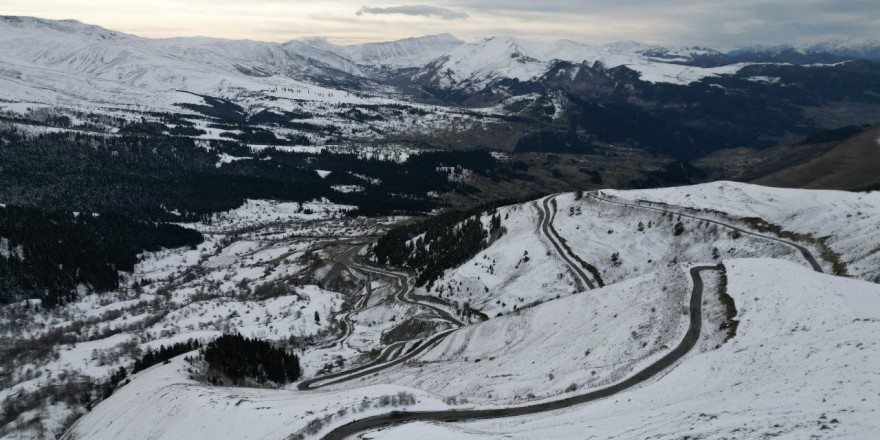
(3, 15), (879, 155)
(332, 34), (464, 69)
(0, 16), (366, 92)
(411, 37), (745, 92)
(730, 38), (880, 63)
(0, 15), (763, 111)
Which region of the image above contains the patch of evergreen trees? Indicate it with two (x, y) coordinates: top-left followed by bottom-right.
(0, 206), (203, 307)
(374, 198), (525, 287)
(0, 128), (515, 221)
(203, 334), (300, 385)
(132, 339), (201, 374)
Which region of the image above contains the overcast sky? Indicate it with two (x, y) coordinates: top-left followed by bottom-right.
(3, 0), (878, 48)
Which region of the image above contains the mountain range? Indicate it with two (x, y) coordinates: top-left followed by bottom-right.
(2, 15), (880, 163)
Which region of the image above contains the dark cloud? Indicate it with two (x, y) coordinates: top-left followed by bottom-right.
(356, 4), (468, 20)
(443, 0), (879, 47)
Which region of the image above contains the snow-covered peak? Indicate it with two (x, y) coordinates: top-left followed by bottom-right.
(416, 36), (552, 90)
(334, 33), (464, 68)
(0, 15), (132, 42)
(414, 37), (743, 90)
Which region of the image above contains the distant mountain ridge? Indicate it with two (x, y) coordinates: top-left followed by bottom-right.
(731, 39), (880, 62)
(2, 15), (878, 98)
(2, 15), (880, 161)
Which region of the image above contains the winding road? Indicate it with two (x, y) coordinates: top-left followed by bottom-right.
(320, 265), (718, 440)
(299, 258), (464, 391)
(539, 196), (598, 290)
(303, 198), (590, 392)
(311, 193), (830, 439)
(348, 263), (465, 327)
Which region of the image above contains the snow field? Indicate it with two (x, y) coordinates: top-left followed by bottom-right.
(64, 355), (452, 440)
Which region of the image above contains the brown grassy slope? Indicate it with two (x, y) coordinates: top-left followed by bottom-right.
(750, 124), (880, 190)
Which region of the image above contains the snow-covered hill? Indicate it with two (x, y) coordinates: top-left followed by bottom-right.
(603, 181), (880, 282)
(34, 182), (880, 440)
(414, 181), (880, 320)
(64, 257), (880, 439)
(369, 258), (880, 439)
(0, 16), (363, 104)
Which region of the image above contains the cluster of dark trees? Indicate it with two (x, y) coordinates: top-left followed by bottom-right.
(409, 217), (487, 286)
(0, 125), (525, 308)
(0, 129), (515, 220)
(203, 334), (300, 385)
(374, 198), (521, 287)
(132, 339), (201, 374)
(176, 94), (247, 124)
(0, 205), (203, 307)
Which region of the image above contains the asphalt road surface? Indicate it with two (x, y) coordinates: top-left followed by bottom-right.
(539, 196), (597, 289)
(320, 265), (719, 440)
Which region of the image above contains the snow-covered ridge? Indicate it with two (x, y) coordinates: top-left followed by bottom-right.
(0, 14), (749, 107)
(732, 38), (880, 60)
(332, 34), (464, 68)
(416, 36), (745, 90)
(368, 259), (880, 439)
(604, 181), (880, 282)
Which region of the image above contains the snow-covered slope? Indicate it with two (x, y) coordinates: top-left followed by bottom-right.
(604, 181), (880, 282)
(328, 264), (701, 403)
(62, 355), (449, 440)
(414, 36), (747, 91)
(0, 16), (363, 96)
(57, 182), (880, 440)
(417, 185), (836, 320)
(334, 34), (464, 69)
(417, 202), (580, 319)
(369, 258), (880, 439)
(67, 257), (880, 439)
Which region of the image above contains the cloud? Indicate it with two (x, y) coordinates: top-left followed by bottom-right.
(356, 4), (468, 20)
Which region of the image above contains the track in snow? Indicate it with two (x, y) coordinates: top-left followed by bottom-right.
(588, 193), (824, 273)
